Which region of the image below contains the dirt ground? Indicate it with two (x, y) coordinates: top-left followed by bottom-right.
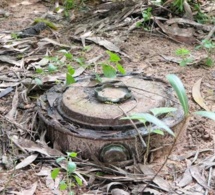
(0, 0), (215, 194)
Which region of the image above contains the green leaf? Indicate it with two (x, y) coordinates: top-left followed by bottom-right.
(67, 152), (77, 158)
(34, 78), (43, 86)
(116, 63), (126, 75)
(95, 73), (102, 82)
(106, 51), (121, 62)
(36, 68), (44, 74)
(201, 39), (215, 49)
(102, 64), (116, 78)
(175, 48), (190, 57)
(96, 172), (104, 176)
(74, 175), (83, 186)
(152, 129), (164, 135)
(67, 65), (75, 75)
(179, 58), (193, 66)
(59, 181), (67, 190)
(64, 52), (73, 60)
(56, 157), (66, 163)
(48, 63), (57, 72)
(142, 7), (152, 21)
(66, 65), (75, 85)
(205, 58), (214, 67)
(74, 58), (85, 66)
(67, 161), (76, 173)
(121, 113), (175, 137)
(150, 107), (177, 116)
(51, 168), (60, 179)
(167, 74), (189, 116)
(194, 111), (215, 121)
(66, 73), (75, 85)
(83, 46), (91, 52)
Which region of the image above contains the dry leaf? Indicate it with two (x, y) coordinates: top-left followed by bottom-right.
(192, 78), (210, 111)
(107, 182), (124, 193)
(15, 154), (38, 169)
(0, 87), (13, 98)
(36, 166), (52, 176)
(10, 182), (37, 195)
(156, 20), (196, 44)
(189, 166), (210, 190)
(6, 88), (19, 119)
(139, 164), (170, 192)
(144, 188), (161, 195)
(10, 136), (63, 156)
(166, 18), (213, 31)
(40, 38), (71, 49)
(111, 189), (129, 195)
(0, 55), (23, 66)
(183, 0), (194, 20)
(177, 167), (193, 187)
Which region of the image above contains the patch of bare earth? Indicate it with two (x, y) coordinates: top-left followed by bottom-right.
(0, 0), (215, 194)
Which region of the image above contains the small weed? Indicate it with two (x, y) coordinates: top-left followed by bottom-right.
(11, 32), (19, 40)
(35, 51), (76, 85)
(34, 78), (43, 86)
(121, 107), (177, 162)
(35, 50), (125, 85)
(66, 65), (75, 85)
(142, 7), (152, 22)
(193, 3), (214, 24)
(51, 152), (82, 194)
(141, 74), (215, 190)
(63, 0), (75, 17)
(196, 39), (215, 67)
(99, 51), (126, 80)
(136, 7), (152, 30)
(175, 48), (193, 66)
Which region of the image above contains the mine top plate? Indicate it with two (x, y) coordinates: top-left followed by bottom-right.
(57, 75), (172, 130)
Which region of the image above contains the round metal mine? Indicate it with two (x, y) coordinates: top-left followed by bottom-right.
(37, 74), (184, 163)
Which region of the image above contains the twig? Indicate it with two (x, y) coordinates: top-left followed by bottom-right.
(142, 116), (191, 192)
(205, 25), (215, 41)
(118, 106), (146, 148)
(205, 135), (215, 195)
(0, 114), (29, 133)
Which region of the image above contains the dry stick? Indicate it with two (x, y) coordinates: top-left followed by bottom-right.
(0, 114), (29, 133)
(142, 116), (191, 192)
(205, 135), (215, 195)
(118, 106), (146, 147)
(205, 25), (215, 41)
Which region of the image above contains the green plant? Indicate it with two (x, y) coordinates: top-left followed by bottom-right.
(142, 7), (152, 22)
(66, 65), (75, 85)
(121, 107), (177, 162)
(136, 7), (152, 30)
(196, 39), (215, 67)
(11, 32), (19, 40)
(172, 0), (184, 12)
(167, 73), (215, 115)
(138, 74), (215, 191)
(175, 48), (193, 66)
(193, 3), (214, 24)
(51, 152), (83, 194)
(34, 51), (76, 85)
(99, 51), (126, 80)
(63, 0), (75, 17)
